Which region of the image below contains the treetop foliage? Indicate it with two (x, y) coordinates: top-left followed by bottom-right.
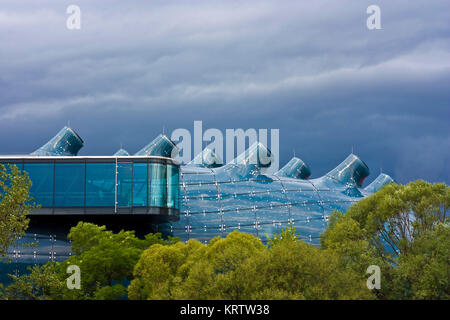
(1, 179), (448, 300)
(0, 164), (35, 260)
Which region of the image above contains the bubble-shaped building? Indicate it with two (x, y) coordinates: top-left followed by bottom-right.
(0, 127), (394, 277)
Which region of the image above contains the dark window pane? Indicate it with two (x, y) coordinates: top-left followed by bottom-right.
(24, 163), (54, 207)
(55, 163), (85, 207)
(132, 163), (147, 207)
(117, 163), (132, 207)
(86, 163), (115, 206)
(149, 163), (167, 207)
(167, 164), (180, 209)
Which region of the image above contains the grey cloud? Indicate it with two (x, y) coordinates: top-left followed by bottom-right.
(0, 0), (449, 185)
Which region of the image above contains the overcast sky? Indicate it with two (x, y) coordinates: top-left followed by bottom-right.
(0, 0), (449, 185)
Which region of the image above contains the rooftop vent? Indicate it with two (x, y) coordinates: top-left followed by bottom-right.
(113, 148), (130, 156)
(325, 154), (370, 187)
(31, 126), (83, 156)
(221, 142), (273, 177)
(275, 157), (311, 179)
(135, 134), (179, 158)
(364, 173), (394, 193)
(188, 147), (223, 168)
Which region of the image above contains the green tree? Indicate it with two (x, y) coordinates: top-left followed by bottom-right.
(233, 238), (374, 299)
(130, 228), (372, 300)
(65, 222), (179, 299)
(321, 180), (449, 299)
(128, 239), (205, 299)
(2, 222), (179, 300)
(129, 230), (266, 300)
(266, 222), (299, 247)
(181, 231), (265, 299)
(396, 223), (449, 299)
(0, 164), (35, 259)
(3, 263), (66, 300)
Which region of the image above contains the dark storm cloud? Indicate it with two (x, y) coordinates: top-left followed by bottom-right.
(0, 0), (449, 184)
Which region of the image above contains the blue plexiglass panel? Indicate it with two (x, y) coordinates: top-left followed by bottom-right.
(149, 163), (167, 208)
(23, 163), (54, 207)
(86, 163), (115, 207)
(54, 163), (85, 207)
(132, 163), (147, 207)
(167, 164), (180, 209)
(117, 162), (132, 207)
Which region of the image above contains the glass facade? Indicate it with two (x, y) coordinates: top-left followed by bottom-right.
(133, 162), (148, 207)
(117, 162), (132, 207)
(2, 150), (390, 251)
(168, 165), (363, 245)
(1, 129), (395, 276)
(149, 163), (168, 208)
(165, 149), (389, 246)
(23, 163), (54, 207)
(55, 163), (85, 207)
(31, 126), (83, 156)
(0, 157), (180, 212)
(86, 163), (115, 207)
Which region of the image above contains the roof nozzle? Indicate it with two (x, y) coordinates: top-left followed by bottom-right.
(364, 173), (394, 193)
(113, 148), (130, 156)
(326, 154), (370, 187)
(222, 142), (273, 177)
(135, 134), (179, 158)
(275, 157), (311, 179)
(188, 147), (223, 168)
(31, 126), (83, 156)
(230, 141), (273, 168)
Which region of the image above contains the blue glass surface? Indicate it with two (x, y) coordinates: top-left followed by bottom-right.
(23, 163), (54, 207)
(275, 157), (311, 179)
(132, 163), (147, 207)
(167, 164), (180, 209)
(170, 149), (389, 246)
(31, 126), (83, 156)
(2, 158), (180, 212)
(113, 148), (130, 156)
(117, 162), (132, 207)
(86, 163), (115, 206)
(2, 129), (400, 276)
(149, 163), (167, 207)
(55, 163), (85, 207)
(135, 134), (178, 158)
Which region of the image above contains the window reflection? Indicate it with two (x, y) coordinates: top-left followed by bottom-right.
(86, 163), (115, 207)
(23, 163), (53, 207)
(117, 162), (132, 207)
(3, 159), (180, 212)
(149, 163), (167, 207)
(133, 163), (147, 207)
(55, 163), (84, 207)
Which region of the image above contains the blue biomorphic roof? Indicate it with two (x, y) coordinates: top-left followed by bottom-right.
(166, 143), (392, 245)
(1, 127), (395, 269)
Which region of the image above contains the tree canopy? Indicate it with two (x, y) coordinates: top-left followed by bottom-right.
(0, 164), (35, 260)
(2, 222), (178, 300)
(1, 180), (448, 300)
(321, 180), (449, 299)
(129, 229), (372, 300)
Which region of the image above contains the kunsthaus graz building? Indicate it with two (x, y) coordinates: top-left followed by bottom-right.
(0, 126), (393, 277)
